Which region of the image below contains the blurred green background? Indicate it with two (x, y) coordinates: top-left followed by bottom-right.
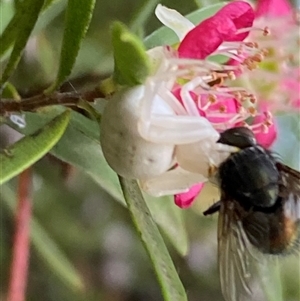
(1, 0), (299, 301)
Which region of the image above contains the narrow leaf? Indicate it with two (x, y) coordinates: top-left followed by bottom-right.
(0, 0), (45, 87)
(146, 195), (188, 256)
(0, 0), (67, 60)
(7, 107), (125, 203)
(51, 113), (125, 204)
(33, 0), (68, 35)
(45, 0), (96, 93)
(0, 0), (24, 59)
(31, 216), (84, 292)
(119, 177), (187, 301)
(0, 110), (70, 185)
(129, 0), (160, 33)
(0, 0), (14, 35)
(1, 184), (84, 292)
(112, 21), (151, 86)
(1, 82), (21, 100)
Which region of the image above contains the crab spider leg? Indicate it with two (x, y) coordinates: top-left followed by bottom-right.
(138, 118), (217, 144)
(156, 87), (187, 115)
(176, 140), (235, 175)
(149, 115), (213, 130)
(139, 79), (165, 126)
(180, 76), (213, 116)
(140, 167), (207, 197)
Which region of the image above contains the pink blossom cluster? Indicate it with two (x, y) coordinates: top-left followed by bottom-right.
(153, 0), (299, 208)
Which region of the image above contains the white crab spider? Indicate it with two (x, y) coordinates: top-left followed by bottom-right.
(101, 3), (268, 197)
(100, 47), (236, 196)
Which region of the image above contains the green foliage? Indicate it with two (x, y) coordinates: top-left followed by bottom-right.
(1, 184), (85, 292)
(129, 0), (160, 33)
(0, 0), (23, 58)
(0, 0), (45, 87)
(0, 0), (67, 62)
(146, 194), (188, 256)
(0, 110), (70, 185)
(112, 21), (151, 86)
(1, 82), (21, 100)
(45, 0), (96, 93)
(119, 177), (187, 301)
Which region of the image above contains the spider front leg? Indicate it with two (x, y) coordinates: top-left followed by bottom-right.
(138, 83), (217, 144)
(175, 137), (236, 175)
(140, 166), (207, 197)
(140, 143), (235, 197)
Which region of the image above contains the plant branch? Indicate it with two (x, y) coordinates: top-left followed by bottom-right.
(7, 168), (32, 301)
(0, 89), (106, 115)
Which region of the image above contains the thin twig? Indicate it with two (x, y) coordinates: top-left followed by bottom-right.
(0, 89), (105, 115)
(7, 169), (32, 301)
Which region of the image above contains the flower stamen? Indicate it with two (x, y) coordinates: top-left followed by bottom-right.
(236, 26), (270, 36)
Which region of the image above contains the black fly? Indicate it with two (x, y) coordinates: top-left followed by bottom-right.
(203, 127), (300, 301)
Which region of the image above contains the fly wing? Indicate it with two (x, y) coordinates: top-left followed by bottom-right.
(277, 162), (300, 201)
(277, 162), (300, 249)
(218, 198), (269, 301)
(217, 163), (300, 301)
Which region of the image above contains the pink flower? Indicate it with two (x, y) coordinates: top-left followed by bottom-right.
(160, 1), (282, 208)
(178, 1), (255, 59)
(255, 0), (293, 17)
(152, 2), (289, 208)
(236, 0), (299, 139)
(239, 0), (300, 112)
(251, 104), (277, 147)
(175, 183), (204, 208)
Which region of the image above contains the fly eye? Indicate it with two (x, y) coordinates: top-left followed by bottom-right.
(218, 127), (257, 149)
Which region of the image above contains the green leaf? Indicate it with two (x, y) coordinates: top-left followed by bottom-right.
(7, 107), (124, 202)
(144, 2), (225, 49)
(1, 184), (84, 292)
(0, 0), (14, 36)
(33, 0), (68, 35)
(112, 21), (151, 86)
(1, 82), (21, 100)
(129, 0), (160, 33)
(51, 110), (125, 204)
(119, 177), (187, 301)
(0, 0), (67, 61)
(43, 0), (62, 11)
(146, 195), (188, 256)
(45, 0), (96, 93)
(0, 110), (70, 185)
(0, 0), (22, 59)
(0, 0), (45, 87)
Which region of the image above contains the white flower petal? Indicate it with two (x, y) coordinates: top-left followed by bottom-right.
(155, 4), (194, 41)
